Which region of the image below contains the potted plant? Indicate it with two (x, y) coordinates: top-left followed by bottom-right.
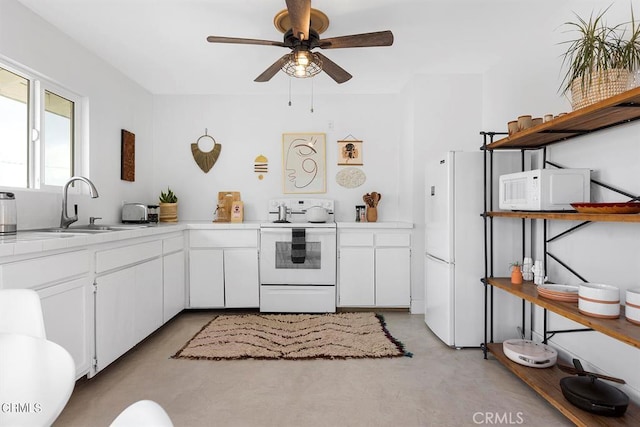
(159, 187), (178, 222)
(560, 6), (640, 109)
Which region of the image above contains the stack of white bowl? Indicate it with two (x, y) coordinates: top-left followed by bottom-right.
(578, 283), (620, 319)
(626, 288), (640, 325)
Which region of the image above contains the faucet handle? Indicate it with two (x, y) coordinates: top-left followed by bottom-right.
(89, 216), (102, 225)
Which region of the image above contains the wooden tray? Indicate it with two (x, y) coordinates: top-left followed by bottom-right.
(570, 202), (640, 214)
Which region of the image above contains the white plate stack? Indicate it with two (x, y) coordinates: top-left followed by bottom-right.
(578, 283), (620, 319)
(626, 288), (640, 325)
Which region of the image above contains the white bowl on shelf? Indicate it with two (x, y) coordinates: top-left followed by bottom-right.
(626, 288), (640, 325)
(578, 298), (620, 319)
(626, 288), (640, 306)
(626, 305), (640, 325)
(578, 283), (620, 303)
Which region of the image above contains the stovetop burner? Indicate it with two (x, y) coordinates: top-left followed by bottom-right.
(264, 198), (335, 227)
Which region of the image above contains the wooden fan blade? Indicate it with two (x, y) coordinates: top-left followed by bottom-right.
(286, 0), (311, 41)
(207, 36), (285, 47)
(319, 30), (394, 49)
(254, 54), (291, 82)
(315, 52), (352, 84)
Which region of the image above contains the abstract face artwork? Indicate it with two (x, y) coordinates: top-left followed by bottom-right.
(282, 133), (326, 193)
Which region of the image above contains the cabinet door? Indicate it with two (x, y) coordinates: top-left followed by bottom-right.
(338, 247), (375, 306)
(95, 267), (136, 372)
(134, 258), (163, 343)
(38, 277), (92, 378)
(189, 249), (224, 308)
(163, 250), (185, 321)
(224, 248), (259, 308)
(376, 247), (410, 306)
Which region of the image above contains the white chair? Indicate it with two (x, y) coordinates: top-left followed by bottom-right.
(109, 400), (174, 427)
(0, 289), (75, 426)
(0, 288), (46, 338)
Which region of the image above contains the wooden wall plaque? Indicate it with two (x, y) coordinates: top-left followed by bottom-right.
(121, 129), (135, 182)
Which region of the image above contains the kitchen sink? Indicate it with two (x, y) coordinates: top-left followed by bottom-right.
(35, 224), (152, 234)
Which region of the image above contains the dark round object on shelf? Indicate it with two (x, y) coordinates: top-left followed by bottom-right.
(560, 376), (629, 417)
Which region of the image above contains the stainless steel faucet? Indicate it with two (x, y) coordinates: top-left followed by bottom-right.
(60, 176), (99, 228)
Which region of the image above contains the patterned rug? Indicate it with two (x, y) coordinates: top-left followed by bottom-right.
(172, 312), (411, 360)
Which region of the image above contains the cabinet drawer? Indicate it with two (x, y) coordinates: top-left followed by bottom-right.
(0, 250), (89, 289)
(189, 230), (258, 248)
(375, 233), (410, 247)
(339, 232), (374, 247)
(96, 240), (162, 273)
(163, 235), (185, 254)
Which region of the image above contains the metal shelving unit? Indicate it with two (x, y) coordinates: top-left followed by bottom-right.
(480, 87), (640, 427)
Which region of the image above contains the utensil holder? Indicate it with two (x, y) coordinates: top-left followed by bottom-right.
(366, 207), (377, 222)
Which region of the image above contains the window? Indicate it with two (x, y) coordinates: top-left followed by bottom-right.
(0, 61), (82, 189)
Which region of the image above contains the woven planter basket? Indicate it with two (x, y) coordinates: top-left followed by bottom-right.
(570, 69), (631, 110)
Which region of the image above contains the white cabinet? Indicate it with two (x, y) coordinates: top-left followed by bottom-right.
(0, 250), (92, 378)
(163, 235), (185, 321)
(188, 229), (259, 308)
(39, 278), (92, 379)
(189, 249), (224, 307)
(224, 248), (259, 308)
(376, 247), (411, 306)
(338, 229), (410, 307)
(338, 247), (374, 306)
(94, 240), (163, 372)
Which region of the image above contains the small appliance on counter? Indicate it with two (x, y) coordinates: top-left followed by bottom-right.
(147, 205), (159, 224)
(122, 203), (149, 223)
(0, 192), (17, 234)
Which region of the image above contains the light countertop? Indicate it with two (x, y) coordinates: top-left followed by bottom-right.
(0, 220), (413, 258)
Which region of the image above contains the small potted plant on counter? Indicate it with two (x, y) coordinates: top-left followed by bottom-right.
(159, 187), (178, 222)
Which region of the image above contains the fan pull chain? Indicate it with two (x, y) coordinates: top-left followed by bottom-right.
(310, 78), (314, 113)
(288, 78), (292, 107)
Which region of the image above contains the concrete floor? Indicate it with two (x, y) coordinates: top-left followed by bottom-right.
(55, 311), (572, 427)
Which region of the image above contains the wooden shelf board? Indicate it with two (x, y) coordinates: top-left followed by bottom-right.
(487, 343), (640, 427)
(486, 86), (640, 150)
(487, 211), (640, 223)
(487, 278), (640, 349)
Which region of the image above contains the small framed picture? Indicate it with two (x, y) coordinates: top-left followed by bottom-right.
(337, 140), (363, 165)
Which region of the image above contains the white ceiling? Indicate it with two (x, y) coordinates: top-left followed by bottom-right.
(13, 0), (593, 96)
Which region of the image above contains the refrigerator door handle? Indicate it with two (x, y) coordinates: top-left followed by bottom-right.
(426, 253), (451, 264)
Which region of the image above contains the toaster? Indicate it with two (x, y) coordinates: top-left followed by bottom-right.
(122, 203), (149, 223)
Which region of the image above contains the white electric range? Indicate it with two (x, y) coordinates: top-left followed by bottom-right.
(259, 198), (337, 313)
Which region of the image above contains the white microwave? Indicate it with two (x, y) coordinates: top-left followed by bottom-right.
(499, 168), (591, 211)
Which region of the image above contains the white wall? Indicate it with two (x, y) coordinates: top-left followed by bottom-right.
(0, 0), (154, 229)
(152, 90), (401, 222)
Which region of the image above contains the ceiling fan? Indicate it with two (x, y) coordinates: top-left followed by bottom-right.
(206, 0), (394, 84)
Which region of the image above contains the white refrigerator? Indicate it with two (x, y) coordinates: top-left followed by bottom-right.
(424, 151), (486, 347)
(425, 150), (525, 348)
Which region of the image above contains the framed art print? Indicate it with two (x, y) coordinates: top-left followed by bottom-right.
(282, 133), (326, 194)
(337, 139), (363, 165)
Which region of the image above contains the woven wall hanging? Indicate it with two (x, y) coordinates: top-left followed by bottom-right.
(191, 129), (222, 173)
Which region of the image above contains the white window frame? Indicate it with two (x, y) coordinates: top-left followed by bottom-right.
(0, 57), (86, 192)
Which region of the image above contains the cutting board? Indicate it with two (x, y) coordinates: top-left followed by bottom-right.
(214, 191), (241, 222)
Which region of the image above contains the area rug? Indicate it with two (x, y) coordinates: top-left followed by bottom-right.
(172, 312), (411, 360)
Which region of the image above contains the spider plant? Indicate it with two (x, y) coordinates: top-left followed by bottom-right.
(559, 6), (640, 95)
